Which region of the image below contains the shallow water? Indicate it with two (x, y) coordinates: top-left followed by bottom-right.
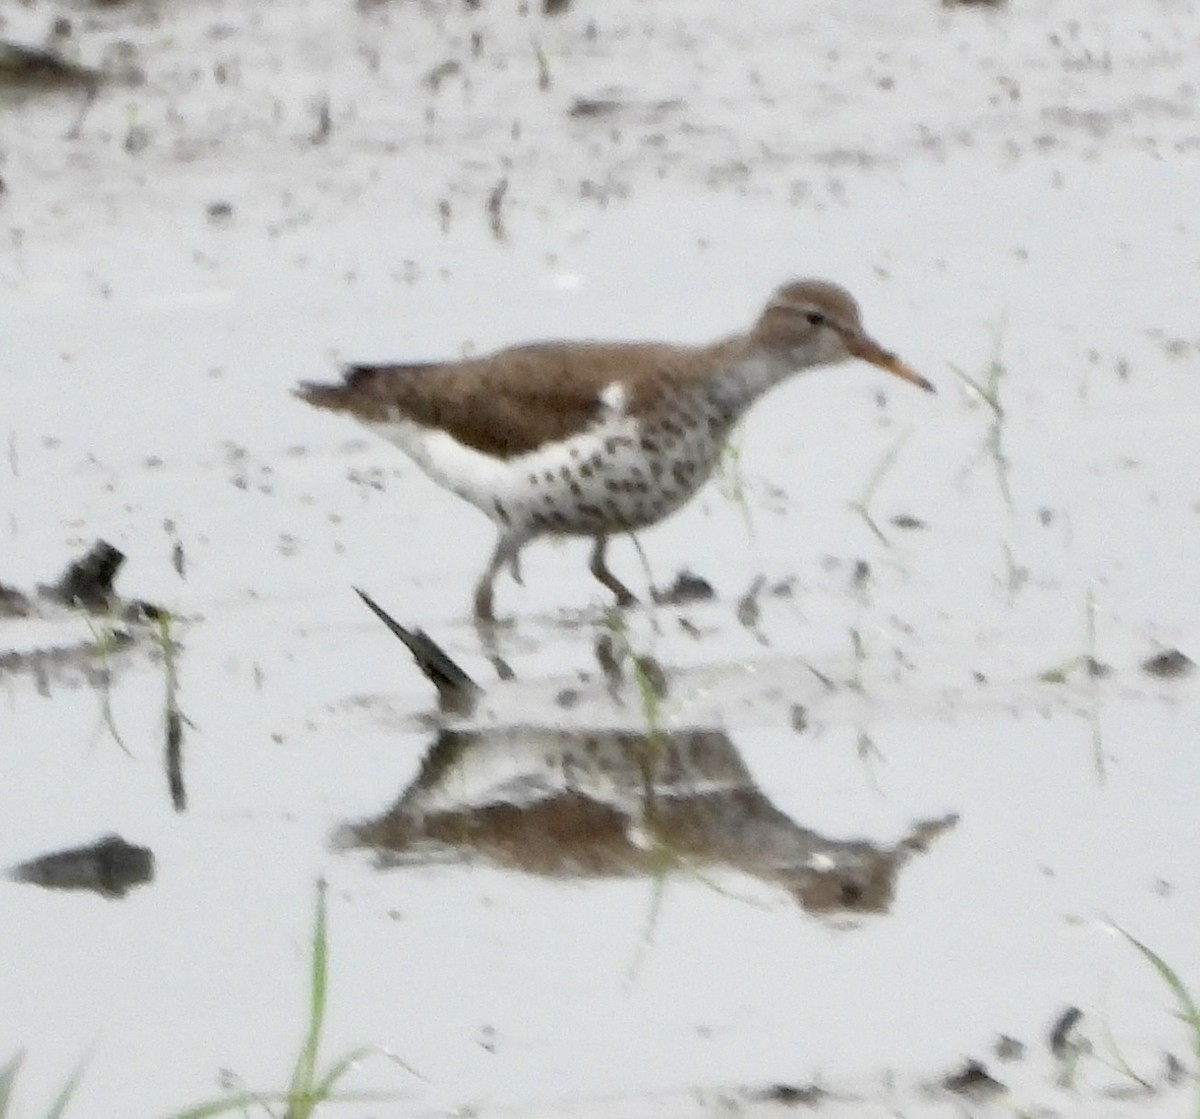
(3, 0), (1200, 1115)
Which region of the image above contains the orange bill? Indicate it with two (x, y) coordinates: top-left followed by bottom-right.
(846, 333), (935, 393)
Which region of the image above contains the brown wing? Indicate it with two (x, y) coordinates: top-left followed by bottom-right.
(298, 341), (693, 459)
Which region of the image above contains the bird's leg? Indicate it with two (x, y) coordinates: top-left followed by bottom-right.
(507, 549), (524, 586)
(474, 533), (524, 622)
(473, 575), (497, 623)
(589, 535), (638, 608)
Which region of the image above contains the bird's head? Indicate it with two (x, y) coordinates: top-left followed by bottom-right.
(755, 279), (934, 392)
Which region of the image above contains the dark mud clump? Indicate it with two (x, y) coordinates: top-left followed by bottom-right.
(0, 38), (101, 94)
(0, 581), (32, 618)
(42, 539), (126, 610)
(653, 568), (715, 605)
(34, 538), (162, 621)
(0, 539), (167, 685)
(1048, 1005), (1084, 1059)
(10, 834), (154, 898)
(754, 1084), (827, 1106)
(940, 1059), (1006, 1099)
(1141, 648), (1194, 679)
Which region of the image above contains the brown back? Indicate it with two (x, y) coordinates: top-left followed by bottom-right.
(298, 340), (722, 459)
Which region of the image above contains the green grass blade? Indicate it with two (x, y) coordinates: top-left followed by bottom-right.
(1096, 1012), (1153, 1091)
(948, 361), (1002, 416)
(0, 1050), (26, 1117)
(849, 503), (890, 548)
(44, 1051), (89, 1119)
(716, 435), (755, 536)
(287, 880), (330, 1108)
(168, 884), (429, 1119)
(1117, 926), (1200, 1033)
(311, 1047), (377, 1099)
(172, 1088), (410, 1117)
(84, 616), (133, 756)
(849, 428), (912, 548)
(314, 1046), (428, 1098)
(626, 855), (670, 983)
(1114, 923), (1200, 1117)
(168, 1089), (286, 1118)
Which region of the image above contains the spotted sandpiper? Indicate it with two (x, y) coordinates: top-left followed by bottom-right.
(297, 279), (933, 621)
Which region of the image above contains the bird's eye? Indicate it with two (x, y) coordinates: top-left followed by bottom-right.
(803, 310), (826, 327)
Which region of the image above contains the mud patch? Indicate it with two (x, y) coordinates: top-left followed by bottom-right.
(9, 834), (154, 899)
(0, 539), (167, 685)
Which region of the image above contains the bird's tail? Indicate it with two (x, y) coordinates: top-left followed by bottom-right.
(294, 363), (433, 414)
(294, 381), (349, 413)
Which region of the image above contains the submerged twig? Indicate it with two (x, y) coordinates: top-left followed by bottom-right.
(1035, 586), (1109, 781)
(355, 589), (481, 715)
(153, 611), (188, 812)
(951, 313), (1013, 513)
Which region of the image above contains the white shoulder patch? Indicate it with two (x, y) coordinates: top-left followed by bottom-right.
(599, 381), (627, 414)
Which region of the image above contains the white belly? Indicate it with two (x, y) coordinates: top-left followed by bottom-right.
(371, 407), (727, 539)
